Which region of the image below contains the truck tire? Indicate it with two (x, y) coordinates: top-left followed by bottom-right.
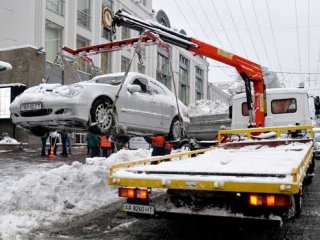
(304, 158), (315, 186)
(285, 193), (302, 219)
(180, 142), (191, 151)
(294, 193), (302, 217)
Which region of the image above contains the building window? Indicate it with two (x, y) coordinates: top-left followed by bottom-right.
(156, 52), (171, 89)
(75, 133), (87, 145)
(101, 0), (113, 40)
(179, 55), (190, 105)
(138, 63), (145, 74)
(101, 52), (112, 74)
(45, 20), (63, 63)
(121, 56), (130, 72)
(77, 0), (91, 30)
(46, 0), (65, 16)
(76, 36), (90, 73)
(195, 67), (203, 100)
(121, 26), (130, 39)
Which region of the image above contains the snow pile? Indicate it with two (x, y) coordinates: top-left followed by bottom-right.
(187, 99), (229, 116)
(0, 136), (19, 144)
(0, 149), (151, 239)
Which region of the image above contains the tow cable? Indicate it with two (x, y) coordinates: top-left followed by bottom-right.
(168, 48), (185, 140)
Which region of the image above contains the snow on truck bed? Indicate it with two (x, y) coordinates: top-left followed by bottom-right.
(112, 140), (313, 184)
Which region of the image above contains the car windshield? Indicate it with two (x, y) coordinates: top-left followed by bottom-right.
(94, 76), (124, 86)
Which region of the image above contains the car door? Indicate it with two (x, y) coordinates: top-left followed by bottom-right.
(124, 77), (157, 130)
(148, 80), (173, 131)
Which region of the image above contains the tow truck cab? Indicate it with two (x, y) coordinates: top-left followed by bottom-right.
(231, 88), (314, 129)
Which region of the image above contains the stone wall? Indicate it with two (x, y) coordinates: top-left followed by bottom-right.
(0, 46), (45, 86)
(0, 46), (45, 147)
(0, 46), (92, 148)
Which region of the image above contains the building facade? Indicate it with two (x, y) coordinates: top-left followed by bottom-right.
(0, 0), (209, 105)
(0, 0), (209, 145)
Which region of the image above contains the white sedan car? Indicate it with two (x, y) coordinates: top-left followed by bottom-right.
(10, 72), (190, 143)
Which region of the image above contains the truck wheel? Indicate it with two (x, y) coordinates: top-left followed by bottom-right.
(294, 193), (302, 217)
(180, 142), (191, 151)
(89, 98), (114, 135)
(304, 158), (315, 185)
(285, 193), (302, 219)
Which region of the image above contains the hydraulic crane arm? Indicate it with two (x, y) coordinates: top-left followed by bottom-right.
(62, 30), (169, 61)
(112, 10), (266, 128)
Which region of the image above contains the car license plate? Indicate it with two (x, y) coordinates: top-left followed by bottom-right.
(20, 103), (42, 111)
(121, 203), (155, 215)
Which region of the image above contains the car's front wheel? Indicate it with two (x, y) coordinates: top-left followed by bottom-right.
(89, 98), (114, 135)
(30, 126), (50, 137)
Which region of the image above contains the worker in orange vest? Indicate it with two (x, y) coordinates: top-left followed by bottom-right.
(144, 135), (167, 156)
(100, 135), (112, 158)
(165, 142), (174, 155)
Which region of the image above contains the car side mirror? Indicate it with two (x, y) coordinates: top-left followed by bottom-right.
(127, 84), (141, 93)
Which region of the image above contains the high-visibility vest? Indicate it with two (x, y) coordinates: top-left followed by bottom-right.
(100, 135), (112, 148)
(151, 136), (166, 148)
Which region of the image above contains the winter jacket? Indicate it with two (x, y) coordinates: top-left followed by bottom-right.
(87, 134), (100, 147)
(100, 135), (112, 148)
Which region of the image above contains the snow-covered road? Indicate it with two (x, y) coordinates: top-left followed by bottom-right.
(0, 147), (151, 240)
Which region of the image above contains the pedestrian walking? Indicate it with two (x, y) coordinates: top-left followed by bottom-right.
(100, 135), (112, 158)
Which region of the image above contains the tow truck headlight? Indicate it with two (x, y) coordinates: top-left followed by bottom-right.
(118, 187), (149, 200)
(53, 85), (83, 98)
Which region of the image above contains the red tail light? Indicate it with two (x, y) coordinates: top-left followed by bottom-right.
(118, 187), (148, 200)
(249, 194), (290, 207)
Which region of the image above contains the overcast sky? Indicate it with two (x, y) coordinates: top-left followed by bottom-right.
(152, 0), (320, 92)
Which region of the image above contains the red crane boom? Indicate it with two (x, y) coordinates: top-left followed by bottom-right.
(112, 10), (266, 128)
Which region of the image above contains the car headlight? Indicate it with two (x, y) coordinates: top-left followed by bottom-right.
(53, 85), (83, 98)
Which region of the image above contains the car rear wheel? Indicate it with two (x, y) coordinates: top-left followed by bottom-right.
(169, 118), (185, 141)
(89, 98), (114, 135)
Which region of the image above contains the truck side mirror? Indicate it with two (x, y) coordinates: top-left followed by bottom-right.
(228, 105), (232, 119)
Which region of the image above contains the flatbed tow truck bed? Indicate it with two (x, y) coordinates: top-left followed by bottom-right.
(108, 126), (315, 226)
